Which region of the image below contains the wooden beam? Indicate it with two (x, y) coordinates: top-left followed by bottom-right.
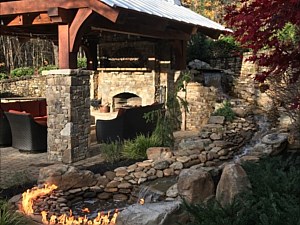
(47, 8), (75, 24)
(0, 24), (58, 38)
(91, 24), (190, 40)
(0, 0), (119, 22)
(69, 8), (93, 52)
(89, 12), (191, 40)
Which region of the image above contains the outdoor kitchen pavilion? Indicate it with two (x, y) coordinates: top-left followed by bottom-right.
(0, 0), (229, 70)
(0, 0), (229, 163)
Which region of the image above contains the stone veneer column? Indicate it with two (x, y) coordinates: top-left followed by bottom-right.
(45, 69), (91, 163)
(185, 82), (217, 131)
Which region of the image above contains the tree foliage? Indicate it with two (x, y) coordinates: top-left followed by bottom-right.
(225, 0), (300, 113)
(182, 0), (233, 24)
(187, 34), (242, 62)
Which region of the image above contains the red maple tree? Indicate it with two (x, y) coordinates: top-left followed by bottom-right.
(225, 0), (300, 119)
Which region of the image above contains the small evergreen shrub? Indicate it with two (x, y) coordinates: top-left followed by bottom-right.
(10, 67), (34, 78)
(101, 141), (123, 163)
(77, 57), (87, 68)
(38, 65), (57, 74)
(122, 134), (161, 160)
(213, 101), (235, 122)
(0, 73), (8, 80)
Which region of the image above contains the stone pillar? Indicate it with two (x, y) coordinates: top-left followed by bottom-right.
(44, 69), (91, 163)
(185, 82), (217, 131)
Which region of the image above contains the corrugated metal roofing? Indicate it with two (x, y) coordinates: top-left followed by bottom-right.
(100, 0), (229, 33)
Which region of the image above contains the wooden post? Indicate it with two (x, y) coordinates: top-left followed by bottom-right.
(87, 40), (98, 70)
(58, 24), (70, 69)
(173, 40), (187, 70)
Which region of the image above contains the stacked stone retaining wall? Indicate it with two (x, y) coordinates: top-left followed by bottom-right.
(0, 75), (46, 97)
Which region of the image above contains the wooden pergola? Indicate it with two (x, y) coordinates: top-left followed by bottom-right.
(0, 0), (227, 70)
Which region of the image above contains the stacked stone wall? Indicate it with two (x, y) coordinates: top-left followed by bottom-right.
(209, 53), (270, 106)
(232, 53), (259, 103)
(0, 76), (46, 97)
(209, 56), (242, 75)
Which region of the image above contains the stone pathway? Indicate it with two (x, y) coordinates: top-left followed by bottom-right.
(0, 145), (106, 189)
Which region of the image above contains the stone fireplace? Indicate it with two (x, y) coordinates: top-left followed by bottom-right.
(113, 92), (142, 109)
(91, 37), (176, 110)
(96, 69), (159, 110)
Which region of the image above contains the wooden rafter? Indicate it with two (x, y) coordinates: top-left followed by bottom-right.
(92, 26), (190, 40)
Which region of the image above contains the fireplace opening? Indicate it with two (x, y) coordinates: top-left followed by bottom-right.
(113, 93), (142, 110)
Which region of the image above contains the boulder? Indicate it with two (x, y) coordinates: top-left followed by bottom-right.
(147, 147), (173, 160)
(261, 132), (288, 155)
(208, 116), (225, 125)
(38, 164), (97, 191)
(177, 168), (215, 204)
(166, 184), (178, 198)
(178, 138), (210, 151)
(232, 107), (249, 118)
(153, 160), (170, 170)
(216, 163), (251, 206)
(116, 201), (188, 225)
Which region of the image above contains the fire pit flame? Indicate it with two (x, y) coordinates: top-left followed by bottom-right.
(22, 184), (58, 215)
(22, 184), (119, 225)
(82, 208), (90, 213)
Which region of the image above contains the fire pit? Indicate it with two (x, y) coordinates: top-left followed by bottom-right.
(20, 184), (120, 225)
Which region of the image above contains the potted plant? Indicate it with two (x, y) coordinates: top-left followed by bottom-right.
(99, 102), (110, 113)
(90, 98), (101, 110)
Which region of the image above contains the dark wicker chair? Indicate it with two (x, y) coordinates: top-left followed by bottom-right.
(4, 112), (47, 152)
(0, 112), (12, 147)
(123, 103), (163, 140)
(96, 103), (163, 143)
(96, 116), (124, 143)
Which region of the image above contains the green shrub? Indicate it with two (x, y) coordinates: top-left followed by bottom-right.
(122, 134), (161, 160)
(77, 57), (87, 68)
(183, 156), (300, 225)
(0, 200), (30, 225)
(213, 101), (235, 122)
(101, 141), (123, 163)
(38, 65), (57, 74)
(0, 73), (8, 80)
(187, 34), (243, 62)
(10, 67), (34, 78)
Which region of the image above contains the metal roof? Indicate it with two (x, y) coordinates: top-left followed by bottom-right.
(100, 0), (229, 33)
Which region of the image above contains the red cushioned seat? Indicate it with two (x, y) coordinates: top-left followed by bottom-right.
(8, 109), (30, 115)
(34, 116), (47, 126)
